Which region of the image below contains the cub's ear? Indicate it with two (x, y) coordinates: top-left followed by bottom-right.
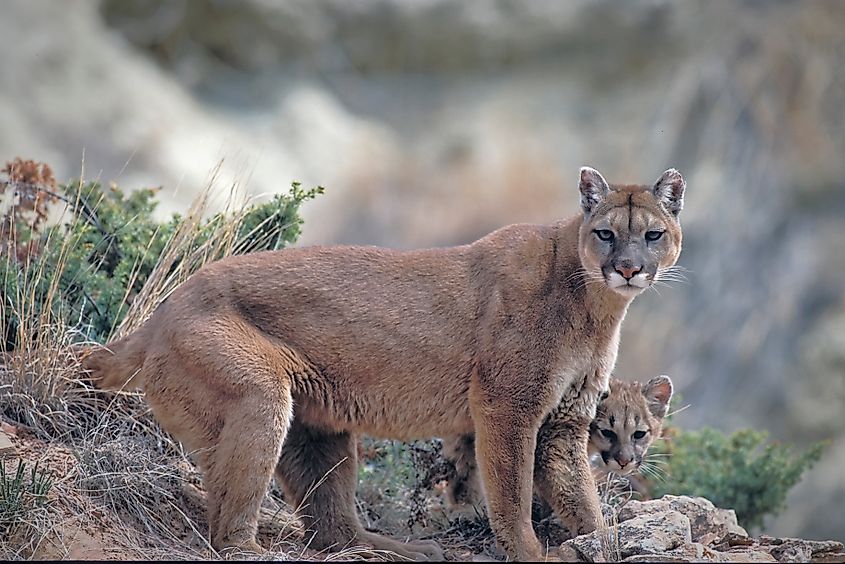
(643, 375), (673, 418)
(653, 168), (685, 217)
(579, 166), (610, 214)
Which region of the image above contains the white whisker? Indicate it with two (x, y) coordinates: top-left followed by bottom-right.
(665, 403), (691, 418)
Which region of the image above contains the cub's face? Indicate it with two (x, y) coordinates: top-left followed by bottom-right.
(589, 376), (673, 475)
(577, 167), (685, 298)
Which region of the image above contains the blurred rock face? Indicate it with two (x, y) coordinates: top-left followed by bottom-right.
(3, 0), (845, 541)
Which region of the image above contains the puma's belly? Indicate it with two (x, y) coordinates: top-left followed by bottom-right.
(292, 364), (475, 440)
(294, 390), (474, 440)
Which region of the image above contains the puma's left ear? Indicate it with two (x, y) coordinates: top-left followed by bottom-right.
(653, 169), (685, 217)
(643, 375), (673, 418)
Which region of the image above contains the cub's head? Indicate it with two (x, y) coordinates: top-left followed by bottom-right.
(589, 376), (673, 475)
(577, 167), (685, 298)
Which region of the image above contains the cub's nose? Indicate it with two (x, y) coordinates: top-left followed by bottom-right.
(616, 455), (632, 468)
(615, 264), (642, 280)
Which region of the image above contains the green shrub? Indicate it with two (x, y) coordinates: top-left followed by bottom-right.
(650, 425), (825, 529)
(1, 159), (323, 348)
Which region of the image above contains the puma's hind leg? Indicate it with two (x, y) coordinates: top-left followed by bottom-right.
(142, 324), (296, 555)
(204, 395), (291, 554)
(275, 419), (444, 561)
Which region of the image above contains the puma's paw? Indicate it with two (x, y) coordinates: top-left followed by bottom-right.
(218, 539), (266, 559)
(359, 531), (444, 561)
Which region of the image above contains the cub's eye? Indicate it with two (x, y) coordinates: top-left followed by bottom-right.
(632, 430), (648, 440)
(594, 229), (614, 242)
(645, 230), (665, 242)
(600, 429), (617, 440)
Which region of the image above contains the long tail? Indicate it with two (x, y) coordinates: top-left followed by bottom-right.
(81, 331), (148, 391)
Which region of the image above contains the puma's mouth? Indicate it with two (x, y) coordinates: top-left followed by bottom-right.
(611, 284), (645, 297)
(605, 271), (650, 296)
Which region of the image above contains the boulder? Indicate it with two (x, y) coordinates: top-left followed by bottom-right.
(561, 510), (691, 561)
(618, 495), (748, 543)
(0, 428), (15, 455)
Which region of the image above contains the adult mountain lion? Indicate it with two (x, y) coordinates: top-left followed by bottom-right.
(83, 166), (685, 560)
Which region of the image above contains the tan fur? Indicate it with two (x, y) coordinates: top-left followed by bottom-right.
(82, 167), (684, 561)
(444, 376), (674, 525)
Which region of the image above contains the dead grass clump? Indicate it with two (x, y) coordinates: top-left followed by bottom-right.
(74, 427), (206, 549)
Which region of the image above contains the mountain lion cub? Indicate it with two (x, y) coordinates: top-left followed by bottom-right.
(444, 375), (674, 518)
(83, 167), (685, 560)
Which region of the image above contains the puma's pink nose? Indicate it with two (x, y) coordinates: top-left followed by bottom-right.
(616, 455), (632, 468)
(615, 265), (641, 280)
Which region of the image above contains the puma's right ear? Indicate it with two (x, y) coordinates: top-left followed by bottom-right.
(579, 166), (610, 214)
(643, 375), (673, 418)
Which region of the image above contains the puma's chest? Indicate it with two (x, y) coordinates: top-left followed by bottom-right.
(550, 327), (621, 420)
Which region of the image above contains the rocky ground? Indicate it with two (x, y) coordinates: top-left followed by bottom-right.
(561, 496), (844, 563)
(2, 424), (842, 562)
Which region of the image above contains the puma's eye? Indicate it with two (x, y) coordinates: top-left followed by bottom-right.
(632, 430), (647, 440)
(595, 229), (614, 242)
(645, 230), (664, 242)
(600, 429), (617, 440)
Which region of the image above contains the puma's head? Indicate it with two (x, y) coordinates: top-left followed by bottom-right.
(577, 167), (685, 297)
(589, 376), (674, 475)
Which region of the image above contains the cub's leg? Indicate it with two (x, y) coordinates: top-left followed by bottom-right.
(472, 405), (546, 561)
(442, 434), (485, 517)
(533, 412), (602, 536)
(275, 419), (444, 561)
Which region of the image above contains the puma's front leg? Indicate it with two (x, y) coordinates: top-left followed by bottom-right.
(533, 414), (602, 536)
(473, 407), (547, 561)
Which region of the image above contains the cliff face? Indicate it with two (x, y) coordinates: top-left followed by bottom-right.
(2, 0), (844, 541)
